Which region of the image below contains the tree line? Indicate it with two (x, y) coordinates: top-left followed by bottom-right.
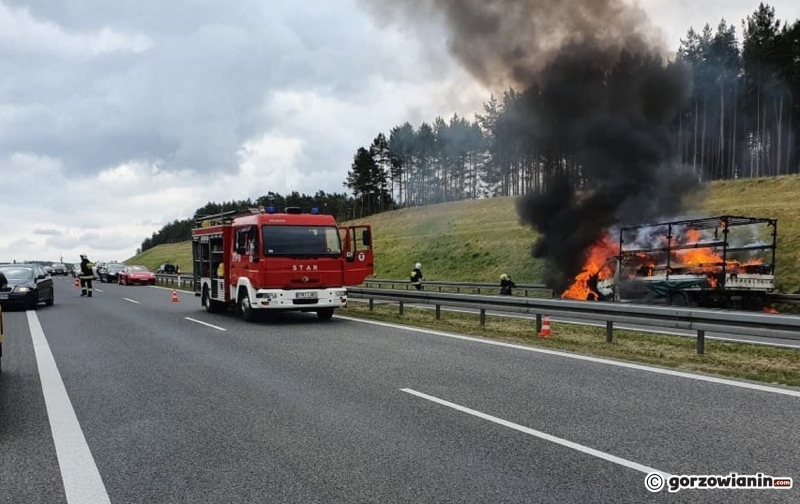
(344, 2), (800, 206)
(140, 191), (356, 252)
(143, 2), (799, 251)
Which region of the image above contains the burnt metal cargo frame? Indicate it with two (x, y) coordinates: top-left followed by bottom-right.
(617, 215), (778, 289)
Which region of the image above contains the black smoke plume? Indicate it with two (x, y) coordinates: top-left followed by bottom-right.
(362, 0), (705, 293)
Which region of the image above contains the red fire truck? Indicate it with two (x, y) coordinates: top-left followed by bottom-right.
(191, 206), (373, 321)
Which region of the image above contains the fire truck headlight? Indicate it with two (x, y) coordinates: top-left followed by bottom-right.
(256, 292), (278, 299)
(334, 290), (347, 298)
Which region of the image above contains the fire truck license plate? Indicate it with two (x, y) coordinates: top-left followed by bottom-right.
(296, 292), (317, 299)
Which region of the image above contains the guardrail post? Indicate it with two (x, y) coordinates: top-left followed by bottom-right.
(369, 298), (374, 311)
(399, 301), (404, 315)
(435, 305), (441, 320)
(480, 308), (486, 326)
(536, 314), (542, 333)
(606, 321), (613, 343)
(697, 330), (705, 355)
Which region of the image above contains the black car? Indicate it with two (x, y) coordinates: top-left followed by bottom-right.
(100, 263), (126, 283)
(157, 263), (177, 274)
(50, 263), (69, 275)
(0, 264), (55, 310)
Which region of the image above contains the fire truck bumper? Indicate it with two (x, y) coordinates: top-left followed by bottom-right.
(253, 288), (348, 309)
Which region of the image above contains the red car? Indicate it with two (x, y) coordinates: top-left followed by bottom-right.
(118, 265), (157, 286)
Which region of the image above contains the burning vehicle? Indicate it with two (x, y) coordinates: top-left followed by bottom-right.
(562, 215), (777, 310)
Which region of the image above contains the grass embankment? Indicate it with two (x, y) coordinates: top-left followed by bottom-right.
(128, 175), (800, 387)
(129, 242), (193, 274)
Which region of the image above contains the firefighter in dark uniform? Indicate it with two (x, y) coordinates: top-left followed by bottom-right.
(499, 273), (516, 295)
(410, 262), (424, 291)
(79, 254), (95, 297)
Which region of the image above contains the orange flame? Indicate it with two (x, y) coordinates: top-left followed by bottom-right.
(673, 232), (763, 278)
(564, 226), (767, 299)
(561, 235), (619, 300)
(763, 306), (779, 314)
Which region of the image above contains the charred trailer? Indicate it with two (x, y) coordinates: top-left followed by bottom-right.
(598, 216), (777, 310)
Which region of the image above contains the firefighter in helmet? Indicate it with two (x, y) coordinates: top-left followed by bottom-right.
(79, 254), (95, 297)
(410, 262), (424, 291)
(499, 273), (516, 295)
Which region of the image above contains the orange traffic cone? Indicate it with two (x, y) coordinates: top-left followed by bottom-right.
(171, 289), (180, 303)
(73, 277), (80, 288)
(538, 315), (553, 338)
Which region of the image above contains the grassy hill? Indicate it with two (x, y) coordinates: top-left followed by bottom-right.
(126, 175), (800, 293)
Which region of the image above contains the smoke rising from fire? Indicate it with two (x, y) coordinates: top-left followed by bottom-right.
(361, 0), (665, 90)
(362, 0), (705, 293)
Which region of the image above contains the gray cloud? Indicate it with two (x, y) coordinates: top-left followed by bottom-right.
(2, 0), (797, 264)
(0, 0), (451, 180)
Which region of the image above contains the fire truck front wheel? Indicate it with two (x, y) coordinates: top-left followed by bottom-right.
(316, 308), (334, 320)
(239, 289), (256, 322)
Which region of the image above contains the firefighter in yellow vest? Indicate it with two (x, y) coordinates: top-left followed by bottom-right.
(79, 254), (95, 297)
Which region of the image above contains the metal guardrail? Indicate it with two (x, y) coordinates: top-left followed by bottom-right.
(767, 293), (800, 305)
(365, 278), (800, 305)
(347, 287), (800, 355)
(159, 273), (800, 305)
(364, 278), (553, 297)
(155, 274), (194, 289)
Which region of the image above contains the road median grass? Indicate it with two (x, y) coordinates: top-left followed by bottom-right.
(341, 302), (800, 388)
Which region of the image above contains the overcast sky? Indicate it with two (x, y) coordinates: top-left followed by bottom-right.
(1, 0), (798, 264)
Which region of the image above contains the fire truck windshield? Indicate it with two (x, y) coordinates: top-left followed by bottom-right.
(261, 225), (342, 257)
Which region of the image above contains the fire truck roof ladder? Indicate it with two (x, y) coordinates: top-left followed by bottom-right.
(194, 209), (251, 228)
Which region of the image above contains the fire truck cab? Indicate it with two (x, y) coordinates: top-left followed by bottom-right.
(191, 206), (373, 321)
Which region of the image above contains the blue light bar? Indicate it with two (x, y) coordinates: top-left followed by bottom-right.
(266, 206), (276, 214)
(311, 207), (320, 214)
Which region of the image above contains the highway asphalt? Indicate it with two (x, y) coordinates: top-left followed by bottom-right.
(0, 276), (797, 503)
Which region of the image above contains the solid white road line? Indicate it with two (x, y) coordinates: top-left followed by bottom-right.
(402, 388), (670, 477)
(27, 312), (111, 504)
(185, 317), (227, 331)
(123, 298), (140, 304)
(340, 316), (800, 398)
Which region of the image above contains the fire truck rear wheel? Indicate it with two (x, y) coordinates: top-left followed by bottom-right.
(203, 286), (221, 313)
(239, 290), (256, 322)
(316, 308), (334, 320)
